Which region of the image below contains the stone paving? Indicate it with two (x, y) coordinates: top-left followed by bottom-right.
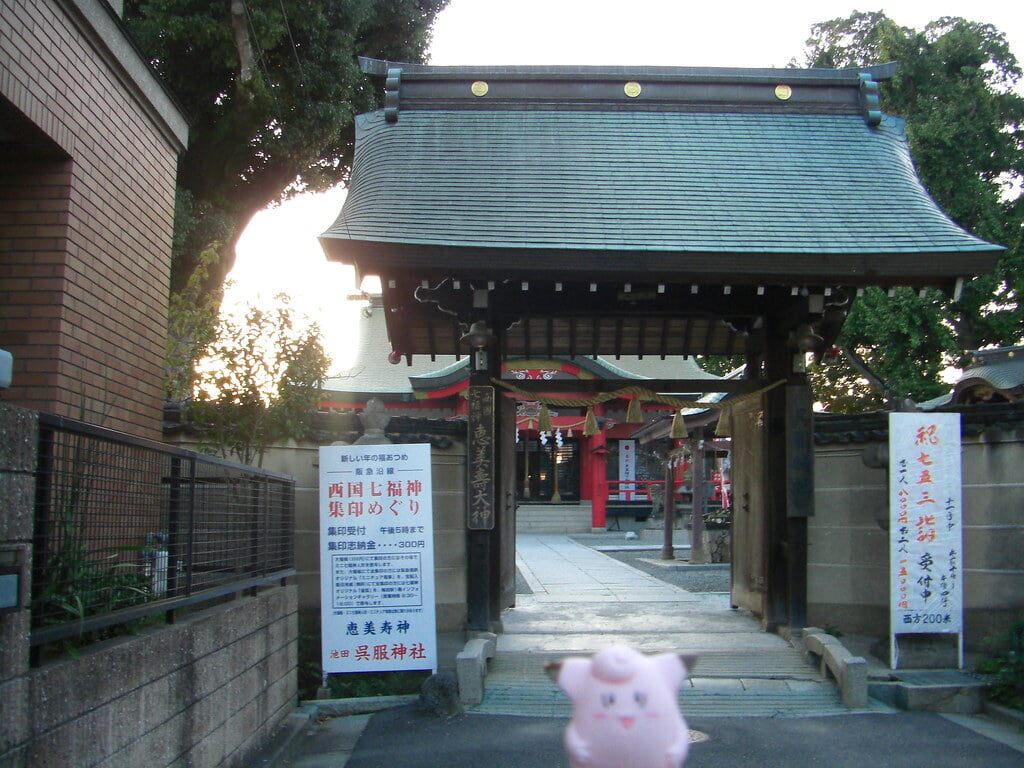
(468, 534), (861, 718)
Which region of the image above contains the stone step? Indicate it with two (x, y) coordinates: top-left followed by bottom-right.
(467, 646), (852, 718)
(868, 669), (988, 714)
(470, 663), (845, 718)
(488, 648), (823, 679)
(471, 679), (848, 718)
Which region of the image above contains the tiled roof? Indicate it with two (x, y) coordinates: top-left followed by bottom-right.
(955, 346), (1024, 401)
(332, 109), (997, 259)
(324, 59), (1002, 287)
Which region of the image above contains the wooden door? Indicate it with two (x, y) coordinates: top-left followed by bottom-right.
(729, 396), (768, 618)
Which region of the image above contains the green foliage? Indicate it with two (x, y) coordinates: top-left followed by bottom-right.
(977, 618), (1024, 710)
(800, 13), (1024, 411)
(165, 244), (224, 401)
(33, 433), (155, 656)
(694, 355), (745, 377)
(123, 0), (450, 294)
(189, 294), (330, 466)
(809, 287), (958, 410)
(327, 670), (430, 699)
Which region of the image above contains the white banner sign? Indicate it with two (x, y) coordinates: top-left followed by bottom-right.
(888, 412), (963, 646)
(619, 439), (636, 498)
(319, 444), (437, 674)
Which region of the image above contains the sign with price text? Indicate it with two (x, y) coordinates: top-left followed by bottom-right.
(888, 412), (962, 667)
(319, 444), (436, 674)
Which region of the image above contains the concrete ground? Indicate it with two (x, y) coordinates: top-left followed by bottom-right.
(252, 532), (1024, 767)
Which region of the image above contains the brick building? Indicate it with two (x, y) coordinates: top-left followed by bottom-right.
(0, 0), (188, 439)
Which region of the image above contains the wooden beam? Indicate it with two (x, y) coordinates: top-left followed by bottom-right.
(504, 378), (759, 394)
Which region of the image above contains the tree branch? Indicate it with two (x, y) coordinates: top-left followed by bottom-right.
(230, 1), (256, 86)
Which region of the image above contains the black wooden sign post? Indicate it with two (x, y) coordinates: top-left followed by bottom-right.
(466, 386), (496, 531)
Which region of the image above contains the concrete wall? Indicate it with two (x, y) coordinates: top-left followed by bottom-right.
(809, 426), (1024, 653)
(19, 588), (296, 768)
(0, 0), (187, 439)
(1, 404), (298, 768)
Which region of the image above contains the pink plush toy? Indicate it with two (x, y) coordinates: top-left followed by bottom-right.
(554, 645), (691, 768)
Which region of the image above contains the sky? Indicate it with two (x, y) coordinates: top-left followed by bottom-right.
(226, 0), (1024, 373)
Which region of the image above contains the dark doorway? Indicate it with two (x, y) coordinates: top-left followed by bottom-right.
(516, 438), (580, 503)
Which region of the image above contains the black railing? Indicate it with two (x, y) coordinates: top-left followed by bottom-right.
(31, 414), (295, 648)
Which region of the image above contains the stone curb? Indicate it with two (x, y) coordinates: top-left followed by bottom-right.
(456, 632), (498, 705)
(301, 694), (421, 717)
(251, 697), (420, 768)
(984, 701), (1024, 729)
(245, 708), (317, 768)
(803, 627), (868, 709)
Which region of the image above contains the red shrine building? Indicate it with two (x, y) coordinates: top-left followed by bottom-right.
(319, 292), (730, 528)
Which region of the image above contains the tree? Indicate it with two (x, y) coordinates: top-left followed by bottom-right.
(800, 13), (1024, 410)
(165, 244), (224, 403)
(124, 0), (449, 295)
(189, 296), (330, 466)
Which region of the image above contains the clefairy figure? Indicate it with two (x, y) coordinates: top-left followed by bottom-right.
(552, 645), (692, 768)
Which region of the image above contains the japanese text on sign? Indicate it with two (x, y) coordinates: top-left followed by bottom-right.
(466, 386), (495, 530)
(319, 444), (436, 674)
(888, 413), (962, 644)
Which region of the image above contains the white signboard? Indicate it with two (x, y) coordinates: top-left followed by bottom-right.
(888, 412), (963, 667)
(319, 444), (437, 674)
(619, 439), (636, 499)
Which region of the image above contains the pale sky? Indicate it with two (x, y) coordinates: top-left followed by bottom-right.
(227, 0), (1023, 373)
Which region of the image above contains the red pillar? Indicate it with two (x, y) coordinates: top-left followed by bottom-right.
(588, 406), (608, 530)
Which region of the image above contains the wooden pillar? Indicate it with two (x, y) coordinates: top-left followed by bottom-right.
(762, 314), (814, 634)
(762, 321), (790, 631)
(466, 329), (501, 631)
(689, 430), (708, 564)
(785, 381), (813, 632)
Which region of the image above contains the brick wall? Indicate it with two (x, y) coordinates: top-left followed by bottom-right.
(0, 0), (185, 439)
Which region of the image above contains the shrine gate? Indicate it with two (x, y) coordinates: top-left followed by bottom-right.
(320, 58), (1001, 636)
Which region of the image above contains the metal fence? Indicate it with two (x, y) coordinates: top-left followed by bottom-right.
(31, 414), (295, 648)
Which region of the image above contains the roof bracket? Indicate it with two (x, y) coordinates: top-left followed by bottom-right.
(858, 73), (882, 127)
(385, 68), (402, 123)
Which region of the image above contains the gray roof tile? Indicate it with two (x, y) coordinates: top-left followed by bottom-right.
(324, 109), (998, 259)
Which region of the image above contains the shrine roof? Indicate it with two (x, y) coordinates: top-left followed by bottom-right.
(320, 59), (1001, 288)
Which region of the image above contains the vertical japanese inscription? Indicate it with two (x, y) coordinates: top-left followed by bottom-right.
(467, 385), (495, 530)
(888, 412), (963, 638)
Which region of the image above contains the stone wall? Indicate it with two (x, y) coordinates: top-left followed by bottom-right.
(0, 404), (37, 767)
(809, 420), (1024, 653)
(0, 0), (187, 439)
(20, 589), (297, 768)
